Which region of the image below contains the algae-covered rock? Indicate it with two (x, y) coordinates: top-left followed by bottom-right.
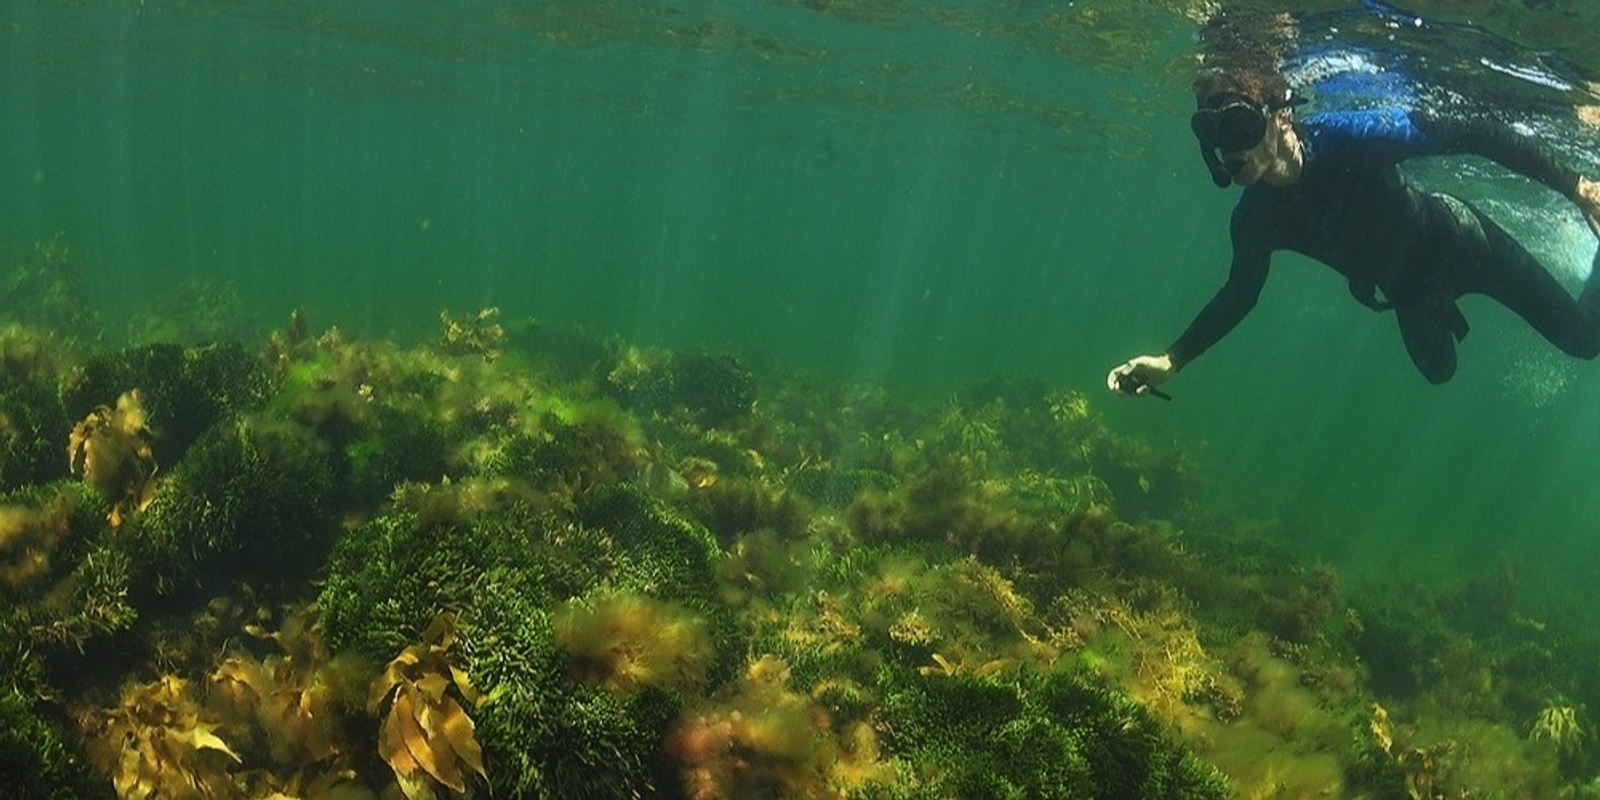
(0, 688), (107, 800)
(124, 416), (334, 602)
(319, 481), (738, 799)
(63, 342), (272, 469)
(880, 667), (1228, 799)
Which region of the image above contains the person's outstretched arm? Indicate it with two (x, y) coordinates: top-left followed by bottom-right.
(1164, 237), (1271, 370)
(1107, 210), (1271, 396)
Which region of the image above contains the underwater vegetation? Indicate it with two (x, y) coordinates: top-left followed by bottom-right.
(1, 233), (103, 342)
(8, 237), (1600, 797)
(0, 324), (74, 493)
(0, 684), (105, 800)
(67, 389), (157, 530)
(368, 612), (489, 799)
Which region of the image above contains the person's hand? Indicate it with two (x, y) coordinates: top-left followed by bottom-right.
(1106, 354), (1175, 397)
(1579, 176), (1600, 238)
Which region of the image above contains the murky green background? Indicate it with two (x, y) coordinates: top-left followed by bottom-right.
(3, 1), (1599, 609)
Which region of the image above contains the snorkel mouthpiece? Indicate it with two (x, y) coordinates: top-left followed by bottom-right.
(1192, 92), (1261, 188)
(1200, 143), (1232, 188)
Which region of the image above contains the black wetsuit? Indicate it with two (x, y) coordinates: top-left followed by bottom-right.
(1167, 107), (1600, 383)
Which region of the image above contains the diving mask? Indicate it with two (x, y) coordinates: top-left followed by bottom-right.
(1191, 91), (1305, 187)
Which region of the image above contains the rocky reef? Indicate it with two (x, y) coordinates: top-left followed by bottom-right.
(2, 237), (1598, 798)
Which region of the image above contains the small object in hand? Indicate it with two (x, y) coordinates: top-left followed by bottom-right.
(1116, 372), (1173, 401)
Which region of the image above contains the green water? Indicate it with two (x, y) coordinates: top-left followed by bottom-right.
(4, 2), (1599, 610)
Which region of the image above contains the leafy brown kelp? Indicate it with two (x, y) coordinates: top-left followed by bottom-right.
(67, 388), (157, 529)
(210, 608), (356, 770)
(368, 612), (488, 799)
(91, 674), (241, 800)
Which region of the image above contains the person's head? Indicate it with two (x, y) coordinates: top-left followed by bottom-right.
(1191, 68), (1303, 187)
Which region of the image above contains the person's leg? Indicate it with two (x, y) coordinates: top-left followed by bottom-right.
(1462, 208), (1600, 360)
(1395, 302), (1460, 384)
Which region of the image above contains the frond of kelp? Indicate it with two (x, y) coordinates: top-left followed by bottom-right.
(210, 611), (349, 768)
(67, 388), (158, 529)
(368, 612), (488, 799)
(92, 674), (241, 800)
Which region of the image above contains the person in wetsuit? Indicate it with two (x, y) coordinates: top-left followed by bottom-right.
(1107, 68), (1600, 396)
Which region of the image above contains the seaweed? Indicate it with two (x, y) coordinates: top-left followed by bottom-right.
(0, 688), (107, 800)
(0, 283), (1588, 796)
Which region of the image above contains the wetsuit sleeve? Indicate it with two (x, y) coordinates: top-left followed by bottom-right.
(1165, 208), (1271, 370)
(1412, 113), (1584, 201)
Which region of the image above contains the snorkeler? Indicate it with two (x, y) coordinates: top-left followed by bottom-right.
(1106, 66), (1600, 396)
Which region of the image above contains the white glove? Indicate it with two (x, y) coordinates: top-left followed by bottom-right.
(1107, 354), (1175, 398)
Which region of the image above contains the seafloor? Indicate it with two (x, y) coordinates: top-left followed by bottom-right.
(2, 235), (1598, 798)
